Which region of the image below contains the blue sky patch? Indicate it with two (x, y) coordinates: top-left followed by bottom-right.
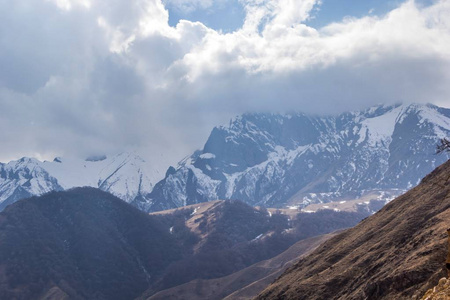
(166, 0), (437, 32)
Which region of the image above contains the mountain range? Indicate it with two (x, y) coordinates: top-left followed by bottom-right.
(145, 103), (450, 212)
(0, 103), (449, 212)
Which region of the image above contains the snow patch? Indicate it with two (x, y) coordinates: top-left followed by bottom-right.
(199, 153), (216, 159)
(357, 105), (404, 147)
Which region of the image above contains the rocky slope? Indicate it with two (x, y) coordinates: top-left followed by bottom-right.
(256, 159), (450, 300)
(146, 103), (450, 212)
(421, 277), (450, 300)
(420, 229), (450, 300)
(0, 152), (161, 211)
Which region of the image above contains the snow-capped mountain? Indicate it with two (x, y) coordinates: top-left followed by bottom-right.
(1, 103), (449, 213)
(145, 103), (450, 212)
(0, 152), (162, 211)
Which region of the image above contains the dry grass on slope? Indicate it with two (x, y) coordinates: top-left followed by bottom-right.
(256, 160), (450, 300)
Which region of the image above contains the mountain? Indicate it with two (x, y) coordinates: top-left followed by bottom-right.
(0, 152), (162, 211)
(1, 103), (449, 213)
(0, 187), (183, 300)
(255, 158), (450, 300)
(138, 202), (369, 298)
(146, 103), (450, 212)
(0, 188), (370, 299)
(144, 232), (339, 300)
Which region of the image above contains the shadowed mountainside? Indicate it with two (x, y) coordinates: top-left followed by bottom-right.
(145, 232), (339, 300)
(144, 201), (367, 296)
(256, 159), (450, 300)
(0, 188), (183, 300)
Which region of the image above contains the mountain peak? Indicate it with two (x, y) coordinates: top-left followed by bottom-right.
(0, 152), (164, 211)
(147, 103), (450, 212)
(0, 103), (449, 213)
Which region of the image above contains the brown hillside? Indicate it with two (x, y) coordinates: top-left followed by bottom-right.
(256, 160), (450, 300)
(146, 232), (338, 300)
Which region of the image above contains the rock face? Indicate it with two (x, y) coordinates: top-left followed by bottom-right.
(1, 104), (449, 213)
(421, 278), (450, 300)
(146, 103), (450, 212)
(255, 159), (450, 300)
(420, 229), (450, 300)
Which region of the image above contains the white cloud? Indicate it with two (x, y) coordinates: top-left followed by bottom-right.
(47, 0), (92, 11)
(0, 0), (449, 166)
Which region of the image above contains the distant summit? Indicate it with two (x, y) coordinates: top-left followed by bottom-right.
(146, 103), (450, 212)
(0, 152), (163, 211)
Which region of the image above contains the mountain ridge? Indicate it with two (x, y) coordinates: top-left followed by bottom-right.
(255, 158), (450, 299)
(0, 187), (183, 299)
(0, 152), (162, 211)
(1, 103), (449, 213)
(145, 103), (450, 212)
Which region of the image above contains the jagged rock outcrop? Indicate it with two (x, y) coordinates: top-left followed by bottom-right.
(421, 278), (450, 300)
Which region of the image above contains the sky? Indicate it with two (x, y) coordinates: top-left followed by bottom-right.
(0, 0), (449, 169)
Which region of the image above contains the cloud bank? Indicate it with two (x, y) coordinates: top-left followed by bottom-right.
(0, 0), (449, 165)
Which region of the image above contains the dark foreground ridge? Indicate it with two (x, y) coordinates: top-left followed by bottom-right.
(0, 187), (183, 300)
(256, 160), (450, 300)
